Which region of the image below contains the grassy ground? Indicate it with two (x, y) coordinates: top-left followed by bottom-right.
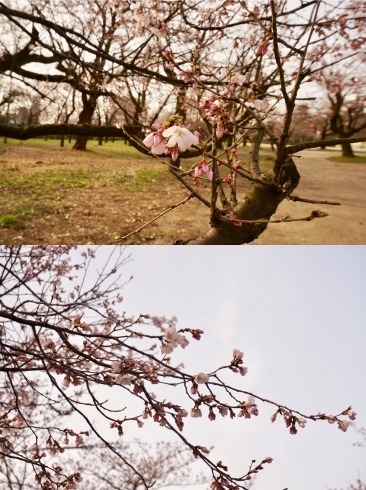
(0, 138), (275, 244)
(327, 155), (366, 163)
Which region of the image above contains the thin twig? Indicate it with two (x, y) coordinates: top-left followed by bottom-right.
(224, 210), (329, 226)
(112, 194), (194, 243)
(288, 195), (340, 206)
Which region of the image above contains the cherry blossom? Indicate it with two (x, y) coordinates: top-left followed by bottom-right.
(163, 126), (199, 152)
(338, 420), (351, 432)
(191, 407), (203, 418)
(348, 410), (357, 420)
(194, 372), (209, 384)
(230, 74), (246, 86)
(143, 131), (166, 155)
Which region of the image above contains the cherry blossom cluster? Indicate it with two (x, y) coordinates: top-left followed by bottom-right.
(270, 407), (356, 435)
(143, 118), (200, 161)
(199, 95), (233, 140)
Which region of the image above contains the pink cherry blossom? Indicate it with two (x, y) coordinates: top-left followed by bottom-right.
(219, 406), (229, 417)
(347, 410), (357, 420)
(161, 342), (174, 354)
(143, 131), (166, 155)
(164, 326), (179, 341)
(111, 361), (122, 373)
(190, 407), (202, 418)
(239, 366), (248, 376)
(338, 420), (351, 432)
(297, 418), (306, 428)
(176, 334), (189, 348)
(163, 126), (199, 151)
(179, 71), (193, 83)
(270, 413), (277, 423)
(115, 374), (132, 385)
(233, 349), (243, 360)
(216, 124), (224, 139)
(194, 372), (209, 384)
(230, 74), (246, 86)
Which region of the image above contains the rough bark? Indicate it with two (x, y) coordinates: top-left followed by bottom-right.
(186, 157), (300, 245)
(73, 94), (98, 151)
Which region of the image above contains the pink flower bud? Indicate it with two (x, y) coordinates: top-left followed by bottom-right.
(199, 446), (210, 454)
(208, 410), (216, 421)
(219, 406), (229, 417)
(191, 407), (202, 418)
(347, 410), (357, 420)
(255, 41), (268, 57)
(194, 131), (201, 140)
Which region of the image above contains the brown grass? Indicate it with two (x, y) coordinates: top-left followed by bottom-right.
(0, 138), (274, 244)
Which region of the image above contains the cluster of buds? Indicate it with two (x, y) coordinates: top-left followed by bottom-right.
(230, 348), (248, 376)
(270, 407), (357, 434)
(111, 357), (162, 385)
(199, 95), (233, 139)
(141, 401), (188, 431)
(238, 395), (259, 418)
(317, 409), (357, 432)
(194, 159), (213, 186)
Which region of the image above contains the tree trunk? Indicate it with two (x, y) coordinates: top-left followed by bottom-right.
(341, 141), (354, 157)
(60, 134), (64, 147)
(73, 94), (97, 151)
(183, 157), (300, 245)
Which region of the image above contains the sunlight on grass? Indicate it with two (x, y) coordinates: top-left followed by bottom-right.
(1, 169), (90, 189)
(0, 215), (17, 227)
(1, 137), (147, 158)
(328, 155), (366, 163)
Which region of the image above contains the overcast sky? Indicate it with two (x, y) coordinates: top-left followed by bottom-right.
(102, 245), (366, 490)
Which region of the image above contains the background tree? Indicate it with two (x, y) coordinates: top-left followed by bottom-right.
(319, 63), (366, 157)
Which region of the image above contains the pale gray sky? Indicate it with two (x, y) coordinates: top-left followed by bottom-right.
(111, 245), (366, 490)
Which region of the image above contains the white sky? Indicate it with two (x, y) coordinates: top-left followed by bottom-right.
(101, 245), (366, 490)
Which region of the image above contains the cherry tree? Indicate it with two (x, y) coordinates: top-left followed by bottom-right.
(0, 245), (357, 490)
(0, 434), (204, 490)
(1, 1), (366, 244)
(317, 59), (366, 157)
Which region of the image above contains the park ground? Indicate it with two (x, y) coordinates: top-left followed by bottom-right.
(0, 138), (365, 245)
